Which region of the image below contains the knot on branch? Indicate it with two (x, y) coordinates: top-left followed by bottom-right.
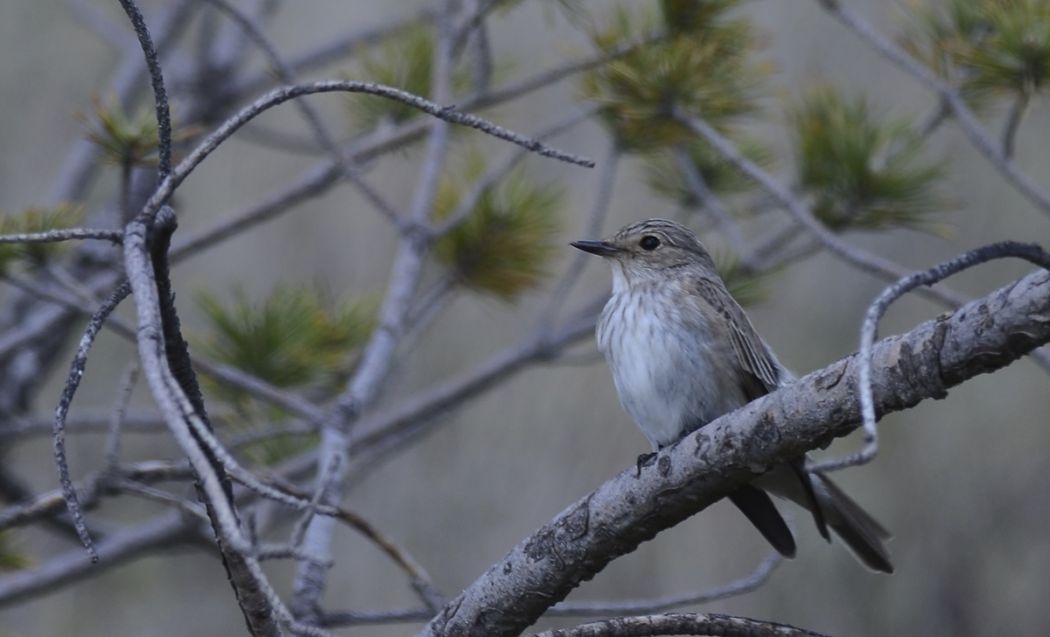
(523, 497), (592, 568)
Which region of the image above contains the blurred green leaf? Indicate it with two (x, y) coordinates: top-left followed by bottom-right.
(81, 97), (161, 167)
(0, 531), (28, 572)
(900, 0), (1050, 107)
(0, 203), (84, 273)
(659, 0), (747, 35)
(196, 286), (374, 402)
(965, 0), (1050, 98)
(790, 86), (947, 233)
(581, 3), (767, 151)
(433, 153), (563, 301)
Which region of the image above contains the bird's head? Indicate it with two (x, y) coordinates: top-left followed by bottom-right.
(571, 218), (717, 288)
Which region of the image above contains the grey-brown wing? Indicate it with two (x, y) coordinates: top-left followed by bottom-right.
(693, 276), (830, 538)
(691, 276), (781, 397)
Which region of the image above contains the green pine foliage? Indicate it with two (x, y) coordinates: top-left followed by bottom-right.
(790, 87), (946, 233)
(82, 98), (163, 167)
(195, 287), (373, 465)
(0, 531), (28, 572)
(900, 0), (1050, 106)
(348, 25), (472, 129)
(580, 2), (767, 151)
(433, 154), (563, 301)
(0, 204), (84, 273)
(197, 287), (373, 401)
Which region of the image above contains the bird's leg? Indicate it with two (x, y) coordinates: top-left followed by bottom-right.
(635, 452), (658, 478)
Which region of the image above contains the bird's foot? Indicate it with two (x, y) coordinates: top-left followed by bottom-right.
(635, 452), (658, 478)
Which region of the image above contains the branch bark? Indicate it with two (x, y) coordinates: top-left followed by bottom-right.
(420, 267), (1050, 636)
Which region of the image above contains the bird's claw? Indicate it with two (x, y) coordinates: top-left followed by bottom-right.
(635, 452), (658, 478)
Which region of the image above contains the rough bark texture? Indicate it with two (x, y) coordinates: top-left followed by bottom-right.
(421, 268), (1050, 637)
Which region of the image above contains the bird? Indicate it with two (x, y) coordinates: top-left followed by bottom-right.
(571, 218), (893, 573)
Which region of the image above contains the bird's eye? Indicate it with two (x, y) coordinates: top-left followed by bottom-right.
(639, 235), (660, 251)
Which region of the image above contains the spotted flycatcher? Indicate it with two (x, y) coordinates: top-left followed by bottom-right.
(572, 218), (892, 573)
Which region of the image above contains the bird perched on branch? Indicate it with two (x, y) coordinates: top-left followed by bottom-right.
(572, 218), (892, 572)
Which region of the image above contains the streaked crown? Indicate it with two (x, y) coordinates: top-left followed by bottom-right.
(608, 218), (717, 271)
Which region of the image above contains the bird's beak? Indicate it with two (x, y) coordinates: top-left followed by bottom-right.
(570, 240), (620, 257)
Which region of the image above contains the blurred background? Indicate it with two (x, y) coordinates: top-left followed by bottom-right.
(1, 1), (1049, 635)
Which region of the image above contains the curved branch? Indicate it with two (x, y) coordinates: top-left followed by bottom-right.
(420, 266), (1050, 636)
(136, 79), (594, 230)
(530, 612), (830, 637)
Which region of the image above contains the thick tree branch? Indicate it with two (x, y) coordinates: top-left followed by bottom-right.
(420, 267), (1050, 636)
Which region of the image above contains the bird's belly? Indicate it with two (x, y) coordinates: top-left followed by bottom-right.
(601, 310), (741, 450)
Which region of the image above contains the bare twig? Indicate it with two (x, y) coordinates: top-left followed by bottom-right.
(529, 612), (831, 637)
(674, 110), (969, 309)
(199, 0), (408, 228)
(815, 0), (1050, 217)
(542, 143), (622, 322)
(812, 241), (1050, 473)
(170, 41), (657, 265)
(432, 106), (600, 237)
(229, 9), (434, 99)
(0, 228), (123, 245)
(104, 364), (140, 470)
(672, 145), (751, 264)
(48, 1), (195, 205)
(52, 280), (131, 562)
(0, 512), (190, 609)
(292, 5), (461, 618)
(116, 0), (173, 180)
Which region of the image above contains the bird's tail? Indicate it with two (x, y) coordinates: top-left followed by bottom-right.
(812, 472), (894, 573)
(755, 464), (894, 573)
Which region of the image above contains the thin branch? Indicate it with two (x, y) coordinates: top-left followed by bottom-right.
(116, 0), (173, 180)
(529, 612), (831, 637)
(170, 40), (657, 265)
(292, 5), (461, 618)
(813, 241), (1050, 473)
(469, 34), (665, 112)
(1, 410), (169, 439)
(104, 363), (140, 470)
(199, 0), (407, 228)
(542, 143), (621, 322)
(0, 228), (122, 245)
(320, 608), (434, 628)
(3, 266), (327, 423)
(278, 483), (439, 605)
(48, 1), (195, 205)
(674, 110), (968, 309)
(815, 0), (1050, 217)
(131, 79), (594, 251)
(672, 145), (752, 265)
(0, 512), (191, 609)
(229, 8), (434, 99)
(52, 281), (132, 562)
(432, 106), (600, 237)
(117, 479), (209, 522)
